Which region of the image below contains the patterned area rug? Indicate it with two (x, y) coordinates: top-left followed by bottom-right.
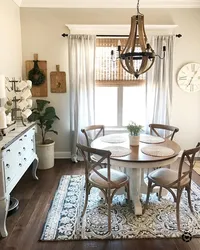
(40, 175), (200, 241)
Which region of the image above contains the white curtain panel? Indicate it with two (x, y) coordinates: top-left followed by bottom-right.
(68, 34), (96, 162)
(145, 35), (175, 135)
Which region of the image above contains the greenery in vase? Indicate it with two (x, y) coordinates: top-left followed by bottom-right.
(28, 60), (46, 86)
(28, 99), (60, 144)
(127, 121), (143, 136)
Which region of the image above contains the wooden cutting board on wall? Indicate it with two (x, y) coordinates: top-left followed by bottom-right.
(50, 65), (67, 93)
(25, 54), (47, 97)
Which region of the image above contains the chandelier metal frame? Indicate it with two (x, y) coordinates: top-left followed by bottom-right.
(118, 0), (166, 78)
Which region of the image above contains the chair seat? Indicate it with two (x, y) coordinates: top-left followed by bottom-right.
(89, 168), (128, 188)
(148, 168), (190, 188)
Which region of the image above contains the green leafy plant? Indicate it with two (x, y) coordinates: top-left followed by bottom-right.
(28, 99), (60, 144)
(127, 121), (143, 136)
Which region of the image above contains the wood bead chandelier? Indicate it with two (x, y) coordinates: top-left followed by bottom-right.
(118, 0), (166, 78)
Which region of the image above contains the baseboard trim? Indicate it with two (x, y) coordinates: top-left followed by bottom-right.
(55, 151), (71, 159)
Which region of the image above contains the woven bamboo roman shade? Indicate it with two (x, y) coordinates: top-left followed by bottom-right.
(95, 38), (145, 87)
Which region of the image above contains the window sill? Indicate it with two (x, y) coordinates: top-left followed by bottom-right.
(105, 127), (127, 135)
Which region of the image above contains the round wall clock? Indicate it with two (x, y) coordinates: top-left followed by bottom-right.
(177, 63), (200, 93)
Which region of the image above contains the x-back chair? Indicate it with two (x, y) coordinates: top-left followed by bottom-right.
(77, 143), (130, 237)
(144, 145), (200, 231)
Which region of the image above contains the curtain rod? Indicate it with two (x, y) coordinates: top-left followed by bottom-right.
(61, 33), (182, 38)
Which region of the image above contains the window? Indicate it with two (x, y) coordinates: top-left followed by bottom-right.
(95, 38), (146, 128)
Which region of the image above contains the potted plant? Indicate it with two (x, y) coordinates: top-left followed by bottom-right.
(28, 99), (60, 169)
(127, 121), (143, 146)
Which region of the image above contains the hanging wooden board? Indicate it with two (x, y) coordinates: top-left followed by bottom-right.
(25, 54), (47, 97)
(50, 65), (67, 93)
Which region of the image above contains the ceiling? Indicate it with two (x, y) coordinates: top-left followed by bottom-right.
(12, 0), (200, 8)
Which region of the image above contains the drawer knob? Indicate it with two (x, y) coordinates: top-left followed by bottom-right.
(18, 152), (21, 156)
(19, 163), (22, 167)
(31, 139), (33, 142)
(7, 177), (11, 181)
(6, 149), (11, 152)
(6, 164), (10, 168)
(24, 134), (27, 137)
(19, 138), (23, 141)
(23, 147), (26, 150)
(24, 158), (27, 161)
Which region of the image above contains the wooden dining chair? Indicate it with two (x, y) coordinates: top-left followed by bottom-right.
(143, 145), (200, 231)
(76, 143), (130, 237)
(149, 123), (179, 141)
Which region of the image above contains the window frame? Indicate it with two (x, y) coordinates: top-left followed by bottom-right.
(95, 37), (146, 129)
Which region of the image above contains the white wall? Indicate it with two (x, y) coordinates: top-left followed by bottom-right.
(0, 0), (22, 77)
(170, 9), (200, 150)
(20, 8), (200, 153)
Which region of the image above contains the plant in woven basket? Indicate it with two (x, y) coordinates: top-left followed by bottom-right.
(28, 60), (46, 86)
(28, 99), (60, 144)
(127, 121), (143, 136)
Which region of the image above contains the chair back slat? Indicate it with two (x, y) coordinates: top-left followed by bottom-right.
(176, 146), (200, 187)
(179, 146), (200, 174)
(159, 146), (200, 188)
(149, 123), (179, 140)
(81, 125), (105, 147)
(76, 143), (111, 185)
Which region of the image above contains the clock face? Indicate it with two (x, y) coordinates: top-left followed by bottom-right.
(177, 63), (200, 92)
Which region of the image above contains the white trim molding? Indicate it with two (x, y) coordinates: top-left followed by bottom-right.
(66, 24), (178, 35)
(20, 0), (200, 8)
(12, 0), (22, 6)
(55, 151), (71, 159)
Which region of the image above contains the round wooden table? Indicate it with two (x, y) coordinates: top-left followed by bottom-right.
(92, 133), (181, 215)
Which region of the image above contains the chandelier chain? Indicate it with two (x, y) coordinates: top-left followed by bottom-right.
(137, 0), (142, 15)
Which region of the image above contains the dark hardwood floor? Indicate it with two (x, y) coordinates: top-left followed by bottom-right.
(1, 159), (200, 250)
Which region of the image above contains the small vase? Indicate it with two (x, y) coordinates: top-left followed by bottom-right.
(129, 135), (140, 146)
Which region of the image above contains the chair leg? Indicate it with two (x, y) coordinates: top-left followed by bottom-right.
(158, 187), (162, 201)
(176, 188), (182, 231)
(104, 189), (108, 203)
(82, 184), (91, 216)
(126, 183), (131, 209)
(107, 188), (112, 235)
(186, 185), (193, 213)
(143, 180), (152, 213)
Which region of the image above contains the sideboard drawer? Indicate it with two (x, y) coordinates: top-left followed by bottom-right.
(5, 154), (35, 190)
(4, 149), (33, 186)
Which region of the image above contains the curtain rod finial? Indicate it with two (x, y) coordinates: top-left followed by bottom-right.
(176, 34), (182, 38)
